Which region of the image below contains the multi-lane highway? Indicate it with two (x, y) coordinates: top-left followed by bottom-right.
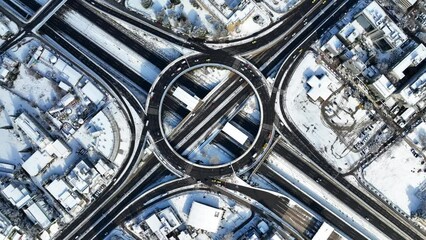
(2, 0), (425, 239)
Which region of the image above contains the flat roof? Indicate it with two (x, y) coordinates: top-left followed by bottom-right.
(187, 202), (223, 233)
(371, 75), (395, 99)
(222, 122), (248, 145)
(81, 81), (105, 105)
(45, 179), (80, 210)
(22, 151), (53, 177)
(172, 87), (199, 111)
(312, 222), (334, 240)
(391, 44), (426, 80)
(2, 184), (31, 208)
(25, 202), (51, 229)
(307, 75), (332, 101)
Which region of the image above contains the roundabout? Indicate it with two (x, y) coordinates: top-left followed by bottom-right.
(146, 53), (274, 178)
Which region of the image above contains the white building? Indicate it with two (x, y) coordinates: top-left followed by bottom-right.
(0, 22), (11, 39)
(172, 86), (200, 111)
(23, 201), (51, 229)
(369, 75), (396, 99)
(14, 113), (52, 149)
(94, 159), (114, 178)
(44, 139), (71, 159)
(306, 75), (333, 102)
(312, 222), (335, 240)
(22, 150), (53, 177)
(1, 184), (31, 209)
(145, 207), (183, 240)
(338, 21), (365, 44)
(45, 179), (84, 215)
(66, 160), (105, 198)
(407, 122), (426, 150)
(321, 36), (347, 57)
(81, 81), (105, 105)
(222, 122), (248, 145)
(355, 1), (407, 50)
(390, 44), (426, 80)
(187, 202), (224, 233)
(395, 72), (426, 106)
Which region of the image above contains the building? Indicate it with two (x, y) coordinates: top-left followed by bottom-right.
(338, 20), (365, 44)
(187, 201), (224, 233)
(320, 36), (347, 57)
(355, 1), (407, 50)
(393, 0), (417, 11)
(306, 75), (333, 102)
(0, 212), (12, 240)
(407, 121), (426, 150)
(222, 122), (248, 145)
(81, 81), (105, 105)
(14, 113), (52, 149)
(395, 71), (426, 106)
(66, 160), (105, 198)
(94, 159), (114, 178)
(44, 139), (71, 159)
(45, 179), (84, 215)
(144, 207), (184, 240)
(22, 150), (54, 177)
(172, 86), (200, 111)
(390, 44), (426, 81)
(1, 184), (31, 209)
(369, 75), (396, 99)
(312, 222), (335, 240)
(23, 201), (51, 229)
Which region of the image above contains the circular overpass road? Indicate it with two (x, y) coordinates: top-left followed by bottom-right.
(146, 53), (274, 179)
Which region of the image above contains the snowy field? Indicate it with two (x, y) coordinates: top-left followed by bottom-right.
(363, 140), (426, 215)
(63, 10), (160, 83)
(12, 65), (63, 111)
(265, 150), (389, 239)
(284, 52), (361, 173)
(107, 14), (191, 60)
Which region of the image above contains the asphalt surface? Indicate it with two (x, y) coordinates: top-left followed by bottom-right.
(255, 165), (367, 240)
(147, 53), (274, 178)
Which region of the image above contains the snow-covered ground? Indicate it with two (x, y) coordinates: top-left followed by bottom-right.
(63, 10), (160, 83)
(363, 140), (426, 215)
(104, 227), (135, 240)
(265, 150), (389, 239)
(34, 0), (49, 5)
(125, 0), (284, 40)
(11, 65), (63, 111)
(284, 52), (361, 173)
(106, 13), (192, 59)
(188, 142), (234, 165)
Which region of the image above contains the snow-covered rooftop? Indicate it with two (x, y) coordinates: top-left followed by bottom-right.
(407, 122), (426, 150)
(321, 35), (346, 57)
(22, 150), (54, 177)
(357, 1), (407, 48)
(172, 87), (200, 111)
(81, 81), (105, 105)
(338, 20), (365, 43)
(44, 139), (71, 159)
(312, 222), (334, 240)
(222, 122), (248, 145)
(25, 202), (51, 229)
(390, 44), (426, 80)
(187, 201), (224, 233)
(1, 184), (31, 209)
(370, 75), (395, 99)
(306, 75), (332, 102)
(45, 179), (82, 211)
(397, 72), (426, 105)
(15, 113), (52, 149)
